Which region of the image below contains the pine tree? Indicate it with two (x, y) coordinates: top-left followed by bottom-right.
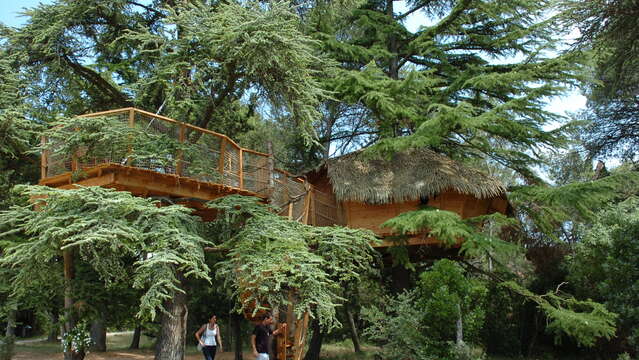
(307, 0), (585, 180)
(1, 0), (329, 143)
(0, 186), (211, 360)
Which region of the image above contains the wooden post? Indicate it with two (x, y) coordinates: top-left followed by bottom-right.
(41, 136), (48, 179)
(71, 154), (79, 173)
(238, 149), (244, 189)
(312, 190), (317, 226)
(63, 248), (75, 332)
(127, 109), (135, 166)
(267, 142), (275, 196)
(303, 189), (312, 225)
(218, 138), (227, 179)
(292, 312), (309, 360)
(176, 124), (186, 176)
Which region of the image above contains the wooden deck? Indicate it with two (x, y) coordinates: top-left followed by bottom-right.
(39, 108), (342, 229)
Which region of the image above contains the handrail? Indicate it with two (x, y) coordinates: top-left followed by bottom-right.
(43, 108), (343, 227)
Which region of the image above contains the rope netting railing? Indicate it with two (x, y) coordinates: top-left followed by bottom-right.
(41, 108), (343, 226)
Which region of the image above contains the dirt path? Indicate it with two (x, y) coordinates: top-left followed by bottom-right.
(14, 350), (249, 360)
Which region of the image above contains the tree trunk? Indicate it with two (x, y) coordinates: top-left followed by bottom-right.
(343, 283), (361, 353)
(64, 350), (86, 360)
(386, 0), (399, 81)
(5, 307), (16, 337)
(155, 272), (189, 360)
(63, 248), (81, 360)
(47, 310), (58, 342)
(390, 265), (411, 293)
(129, 325), (142, 349)
(90, 318), (107, 352)
(345, 305), (361, 353)
(303, 319), (324, 360)
(456, 303), (464, 345)
(233, 313), (243, 360)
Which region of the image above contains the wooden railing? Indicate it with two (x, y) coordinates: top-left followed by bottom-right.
(41, 107), (344, 226)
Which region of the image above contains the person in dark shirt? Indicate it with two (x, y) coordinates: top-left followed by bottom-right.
(251, 314), (287, 360)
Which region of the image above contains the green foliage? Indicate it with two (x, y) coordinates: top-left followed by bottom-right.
(362, 290), (434, 359)
(480, 282), (524, 356)
(0, 49), (41, 209)
(381, 206), (519, 259)
(566, 197), (639, 353)
(2, 0), (330, 147)
(362, 260), (488, 360)
(417, 260), (488, 357)
(207, 195), (379, 330)
(313, 0), (586, 179)
(61, 321), (92, 354)
(509, 171), (639, 240)
(560, 0), (639, 160)
(503, 281), (617, 347)
(0, 186), (210, 321)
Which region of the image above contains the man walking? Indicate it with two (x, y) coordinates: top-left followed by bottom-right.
(251, 314), (287, 360)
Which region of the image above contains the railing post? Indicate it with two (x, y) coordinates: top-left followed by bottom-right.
(71, 128), (79, 172)
(238, 149), (244, 189)
(176, 123), (185, 176)
(218, 137), (227, 179)
(40, 136), (48, 179)
(267, 141), (275, 196)
(127, 109), (135, 166)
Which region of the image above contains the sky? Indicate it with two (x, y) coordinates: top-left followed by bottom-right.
(0, 0), (587, 118)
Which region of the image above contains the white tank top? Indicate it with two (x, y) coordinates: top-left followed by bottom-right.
(203, 324), (218, 346)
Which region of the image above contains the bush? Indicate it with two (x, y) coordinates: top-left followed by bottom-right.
(361, 260), (488, 360)
(0, 335), (15, 360)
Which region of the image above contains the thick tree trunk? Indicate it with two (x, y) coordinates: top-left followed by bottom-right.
(303, 319), (324, 360)
(90, 318), (107, 352)
(129, 325), (142, 349)
(232, 313), (243, 360)
(155, 272), (189, 360)
(5, 308), (16, 337)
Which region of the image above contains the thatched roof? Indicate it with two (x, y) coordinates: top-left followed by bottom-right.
(325, 148), (506, 204)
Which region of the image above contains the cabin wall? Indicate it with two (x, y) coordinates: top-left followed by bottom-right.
(342, 190), (499, 236)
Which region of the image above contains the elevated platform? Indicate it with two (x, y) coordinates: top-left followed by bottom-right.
(39, 108), (340, 228)
(39, 108), (506, 249)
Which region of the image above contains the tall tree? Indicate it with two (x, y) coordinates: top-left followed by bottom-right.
(0, 186), (211, 360)
(1, 0), (329, 143)
(309, 0), (584, 180)
(560, 0), (639, 161)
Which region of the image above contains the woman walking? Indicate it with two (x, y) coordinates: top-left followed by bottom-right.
(195, 314), (224, 360)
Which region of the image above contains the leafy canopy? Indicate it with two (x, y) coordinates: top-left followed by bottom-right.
(207, 195), (380, 329)
(0, 186), (210, 321)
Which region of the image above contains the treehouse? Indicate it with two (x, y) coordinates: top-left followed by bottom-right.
(304, 148), (509, 247)
(38, 108), (509, 360)
(39, 107), (508, 245)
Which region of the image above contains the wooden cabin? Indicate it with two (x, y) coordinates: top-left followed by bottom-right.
(304, 148), (509, 247)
